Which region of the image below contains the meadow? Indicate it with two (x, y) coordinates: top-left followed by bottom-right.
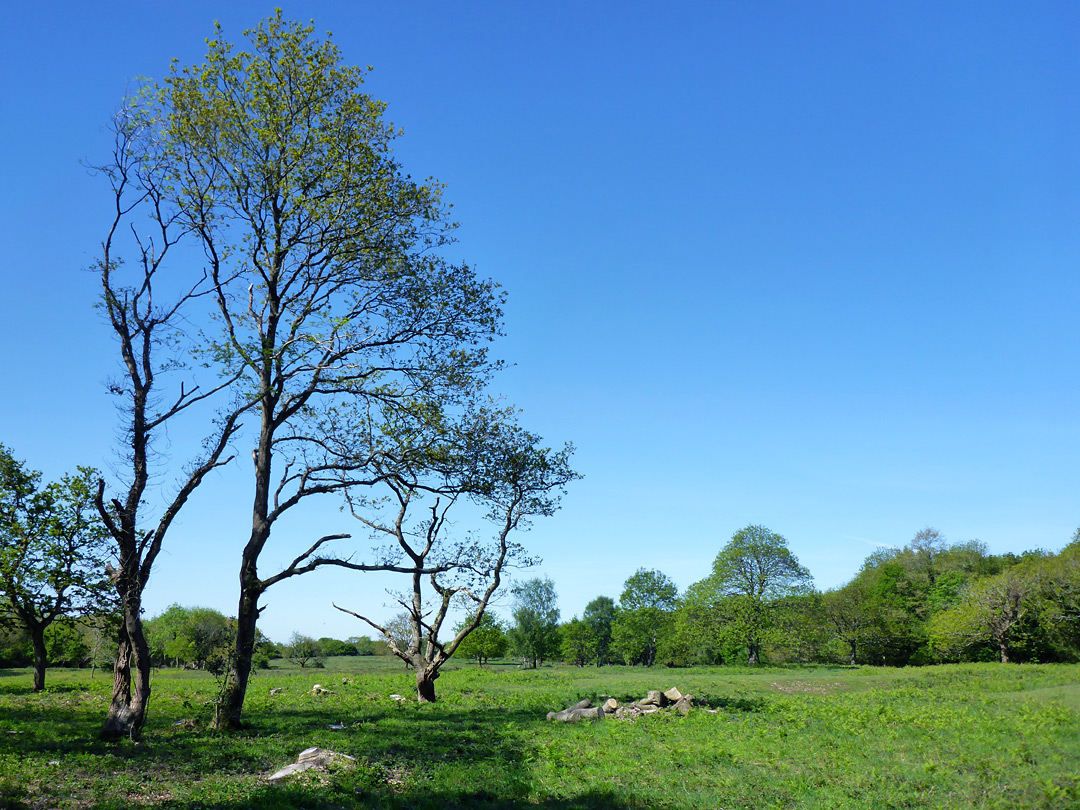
(0, 658), (1077, 809)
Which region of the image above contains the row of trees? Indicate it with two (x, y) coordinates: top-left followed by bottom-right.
(529, 526), (1080, 668)
(143, 605), (382, 670)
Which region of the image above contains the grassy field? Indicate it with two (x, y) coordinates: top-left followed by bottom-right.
(0, 659), (1077, 809)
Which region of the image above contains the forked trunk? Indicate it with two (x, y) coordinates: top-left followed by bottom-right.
(416, 666), (438, 703)
(101, 611), (152, 741)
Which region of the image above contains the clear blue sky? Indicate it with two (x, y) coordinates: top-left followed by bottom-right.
(2, 2), (1078, 642)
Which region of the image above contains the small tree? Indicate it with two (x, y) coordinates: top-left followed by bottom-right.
(284, 633), (324, 668)
(0, 448), (113, 691)
(559, 618), (597, 667)
(333, 409), (576, 700)
(145, 605), (234, 669)
(508, 578), (560, 668)
(455, 612), (508, 666)
(582, 596), (616, 667)
(822, 576), (878, 665)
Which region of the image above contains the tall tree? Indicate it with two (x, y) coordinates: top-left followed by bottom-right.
(124, 14), (507, 727)
(709, 525), (812, 664)
(611, 569), (677, 666)
(582, 596), (616, 667)
(0, 448), (112, 691)
(508, 578), (560, 668)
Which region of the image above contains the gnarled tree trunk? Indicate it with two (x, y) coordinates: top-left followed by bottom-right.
(415, 666), (439, 703)
(100, 604), (152, 740)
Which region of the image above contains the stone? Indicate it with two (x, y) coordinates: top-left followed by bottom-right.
(267, 747), (356, 783)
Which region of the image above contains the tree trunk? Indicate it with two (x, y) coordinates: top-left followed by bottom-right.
(848, 640), (857, 666)
(747, 642), (760, 665)
(30, 624), (47, 693)
(215, 575), (261, 730)
(999, 640), (1010, 664)
(416, 666), (438, 702)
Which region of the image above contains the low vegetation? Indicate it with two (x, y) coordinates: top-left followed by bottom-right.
(0, 657), (1077, 809)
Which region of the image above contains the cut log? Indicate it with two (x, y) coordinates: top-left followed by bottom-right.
(547, 706), (605, 723)
(663, 687), (684, 703)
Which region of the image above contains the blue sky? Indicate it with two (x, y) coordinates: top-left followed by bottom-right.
(2, 2), (1078, 642)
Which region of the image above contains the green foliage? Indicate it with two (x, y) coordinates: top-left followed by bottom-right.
(284, 633), (325, 668)
(610, 570), (678, 667)
(0, 446), (113, 689)
(145, 605), (235, 670)
(582, 595), (616, 666)
(348, 635), (378, 656)
(660, 579), (726, 666)
(319, 637), (359, 657)
(454, 612), (508, 666)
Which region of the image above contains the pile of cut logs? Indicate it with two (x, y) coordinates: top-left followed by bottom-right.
(546, 687), (695, 722)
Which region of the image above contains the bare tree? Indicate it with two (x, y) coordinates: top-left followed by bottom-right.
(90, 108), (245, 739)
(333, 406), (576, 701)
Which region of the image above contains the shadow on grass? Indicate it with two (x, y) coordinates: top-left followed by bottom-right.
(698, 695), (767, 712)
(0, 703), (640, 810)
(3, 787), (642, 810)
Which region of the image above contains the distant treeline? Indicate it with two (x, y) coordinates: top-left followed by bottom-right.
(4, 526), (1077, 672)
(0, 605), (387, 671)
(494, 525), (1080, 669)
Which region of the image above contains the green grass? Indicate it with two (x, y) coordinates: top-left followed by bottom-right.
(0, 660), (1077, 808)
